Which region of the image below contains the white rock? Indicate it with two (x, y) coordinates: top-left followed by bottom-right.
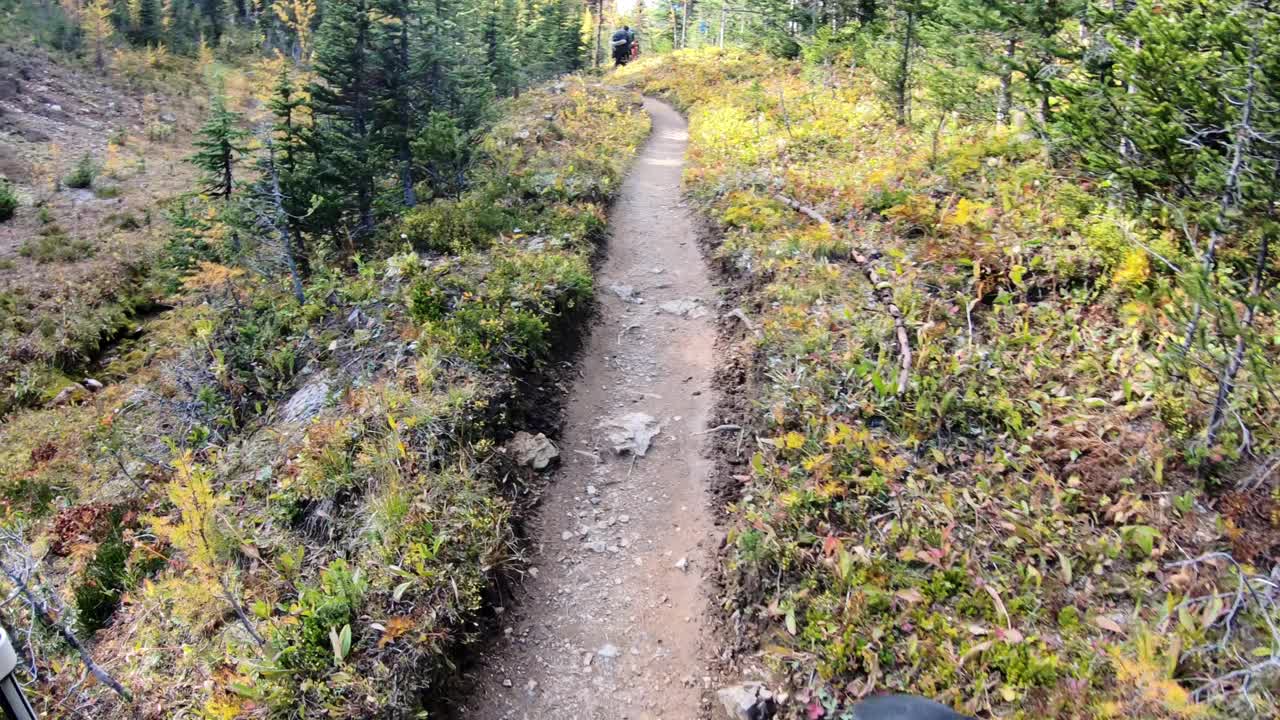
(714, 682), (774, 720)
(508, 431), (559, 471)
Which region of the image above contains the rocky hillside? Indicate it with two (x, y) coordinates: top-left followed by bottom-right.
(0, 52), (649, 716)
(0, 43), (204, 417)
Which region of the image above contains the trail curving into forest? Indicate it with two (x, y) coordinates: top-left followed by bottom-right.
(457, 98), (719, 719)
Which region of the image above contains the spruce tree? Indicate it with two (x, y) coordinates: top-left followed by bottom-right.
(374, 0), (421, 208)
(189, 94), (250, 202)
(484, 0), (521, 97)
(267, 65), (315, 261)
(268, 66), (308, 177)
(311, 0), (378, 238)
(136, 0), (161, 44)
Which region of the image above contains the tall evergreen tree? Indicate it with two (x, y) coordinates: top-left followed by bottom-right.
(311, 0), (378, 238)
(374, 0), (421, 207)
(135, 0), (162, 44)
(484, 0), (521, 96)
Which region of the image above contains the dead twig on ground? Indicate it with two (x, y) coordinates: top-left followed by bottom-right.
(722, 308), (758, 335)
(774, 193), (913, 394)
(1165, 551), (1280, 703)
(694, 424), (742, 435)
(0, 527), (133, 702)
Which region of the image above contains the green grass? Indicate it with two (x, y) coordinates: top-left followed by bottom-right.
(18, 224), (95, 262)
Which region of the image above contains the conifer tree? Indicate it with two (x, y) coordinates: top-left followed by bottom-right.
(484, 0), (521, 96)
(190, 94), (250, 201)
(136, 0), (161, 44)
(82, 0), (116, 69)
(311, 0), (378, 238)
(266, 65), (314, 255)
(1056, 0), (1280, 451)
(268, 66), (308, 177)
(374, 0), (421, 207)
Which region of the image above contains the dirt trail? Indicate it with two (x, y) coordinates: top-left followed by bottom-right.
(458, 98), (719, 719)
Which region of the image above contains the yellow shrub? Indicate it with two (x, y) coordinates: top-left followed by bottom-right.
(722, 191), (784, 231)
(1112, 248), (1151, 290)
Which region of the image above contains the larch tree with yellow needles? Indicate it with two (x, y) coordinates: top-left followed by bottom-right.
(81, 0), (114, 70)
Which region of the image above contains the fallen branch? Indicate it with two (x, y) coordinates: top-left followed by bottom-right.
(1241, 453), (1280, 491)
(1165, 551), (1280, 702)
(722, 308), (758, 334)
(0, 530), (132, 702)
(774, 193), (913, 393)
(694, 424), (742, 435)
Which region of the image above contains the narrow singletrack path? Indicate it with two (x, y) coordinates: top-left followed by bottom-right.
(459, 98), (718, 719)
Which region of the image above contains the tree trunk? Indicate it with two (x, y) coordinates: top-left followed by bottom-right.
(1181, 27), (1260, 355)
(996, 36), (1014, 126)
(594, 0), (604, 67)
(397, 22), (416, 208)
(353, 6), (374, 239)
(220, 577), (266, 647)
(222, 144), (234, 200)
(681, 0), (691, 48)
(269, 146), (307, 305)
(675, 3), (686, 49)
(1206, 230), (1269, 450)
(718, 0), (725, 47)
(894, 10), (915, 126)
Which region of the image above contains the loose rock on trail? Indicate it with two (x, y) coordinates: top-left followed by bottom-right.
(457, 98), (720, 719)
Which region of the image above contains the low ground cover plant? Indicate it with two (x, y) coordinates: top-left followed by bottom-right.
(0, 79), (647, 718)
(618, 49), (1279, 719)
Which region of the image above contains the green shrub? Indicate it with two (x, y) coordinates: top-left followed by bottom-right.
(271, 559), (367, 672)
(72, 511), (130, 634)
(18, 225), (94, 263)
(0, 180), (17, 222)
(397, 200), (499, 254)
(64, 153), (97, 189)
(414, 250), (592, 366)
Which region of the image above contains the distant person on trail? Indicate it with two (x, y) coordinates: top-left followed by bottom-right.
(629, 29), (641, 61)
(611, 26), (632, 67)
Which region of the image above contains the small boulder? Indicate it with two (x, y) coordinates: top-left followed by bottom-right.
(508, 431), (558, 471)
(83, 378), (104, 392)
(715, 682), (776, 720)
(599, 412), (661, 457)
(50, 383), (88, 407)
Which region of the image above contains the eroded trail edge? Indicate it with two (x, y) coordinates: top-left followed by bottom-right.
(460, 99), (718, 719)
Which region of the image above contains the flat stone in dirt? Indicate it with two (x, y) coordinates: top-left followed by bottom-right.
(714, 682), (776, 720)
(278, 372), (332, 424)
(659, 297), (709, 319)
(600, 411), (661, 456)
(508, 431), (559, 471)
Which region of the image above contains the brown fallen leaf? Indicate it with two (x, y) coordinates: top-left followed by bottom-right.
(895, 588), (925, 605)
(1092, 615), (1125, 634)
(378, 616), (415, 649)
